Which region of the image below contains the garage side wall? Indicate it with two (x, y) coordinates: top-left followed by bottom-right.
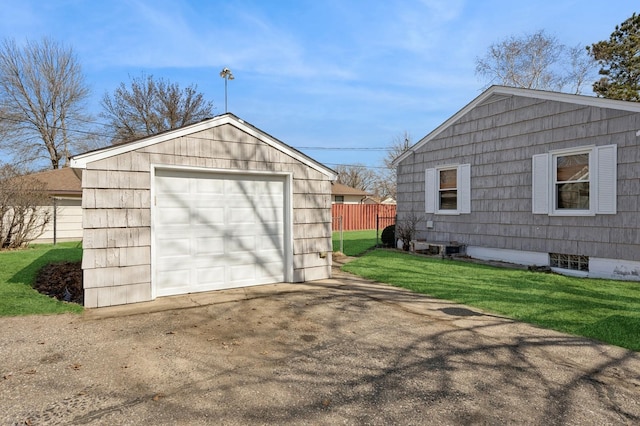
(81, 124), (332, 308)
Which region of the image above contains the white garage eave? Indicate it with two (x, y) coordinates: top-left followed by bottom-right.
(70, 113), (337, 180)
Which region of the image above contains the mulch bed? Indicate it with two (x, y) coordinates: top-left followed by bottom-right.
(33, 261), (83, 305)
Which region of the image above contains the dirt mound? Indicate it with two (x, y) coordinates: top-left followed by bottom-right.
(33, 261), (83, 305)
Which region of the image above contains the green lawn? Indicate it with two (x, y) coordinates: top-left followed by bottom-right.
(333, 229), (379, 256)
(342, 249), (640, 351)
(0, 242), (84, 316)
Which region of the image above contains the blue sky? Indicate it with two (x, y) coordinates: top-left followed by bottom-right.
(0, 0), (637, 170)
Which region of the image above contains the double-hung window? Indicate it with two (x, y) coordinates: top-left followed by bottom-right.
(438, 168), (458, 210)
(532, 144), (617, 216)
(555, 151), (590, 210)
(425, 164), (471, 214)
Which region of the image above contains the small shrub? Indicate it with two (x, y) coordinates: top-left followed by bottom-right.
(380, 224), (396, 247)
(396, 213), (423, 251)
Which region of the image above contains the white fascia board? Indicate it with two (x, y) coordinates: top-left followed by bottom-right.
(231, 119), (337, 180)
(494, 86), (640, 112)
(393, 85), (640, 167)
(393, 88), (498, 166)
(69, 114), (337, 180)
(70, 115), (231, 168)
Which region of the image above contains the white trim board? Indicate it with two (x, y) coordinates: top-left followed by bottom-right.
(71, 113), (337, 180)
(393, 85), (640, 166)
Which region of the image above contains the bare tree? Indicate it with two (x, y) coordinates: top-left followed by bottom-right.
(0, 165), (51, 249)
(475, 30), (595, 94)
(0, 38), (93, 169)
(101, 74), (215, 144)
(334, 164), (378, 193)
(376, 131), (412, 200)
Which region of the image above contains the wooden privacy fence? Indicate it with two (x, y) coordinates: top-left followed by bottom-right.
(331, 204), (396, 231)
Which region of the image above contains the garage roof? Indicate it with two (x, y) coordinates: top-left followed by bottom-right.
(70, 113), (337, 179)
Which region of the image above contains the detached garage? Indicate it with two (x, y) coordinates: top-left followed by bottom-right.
(70, 114), (336, 308)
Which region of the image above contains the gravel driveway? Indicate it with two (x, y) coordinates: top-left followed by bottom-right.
(1, 268), (639, 425)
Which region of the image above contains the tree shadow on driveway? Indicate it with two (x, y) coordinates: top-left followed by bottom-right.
(1, 273), (639, 425)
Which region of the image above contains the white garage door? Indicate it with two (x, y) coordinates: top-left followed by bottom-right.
(154, 169), (286, 297)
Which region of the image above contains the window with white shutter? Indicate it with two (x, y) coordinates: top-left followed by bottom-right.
(531, 144), (616, 216)
(595, 144), (617, 214)
(425, 164), (471, 215)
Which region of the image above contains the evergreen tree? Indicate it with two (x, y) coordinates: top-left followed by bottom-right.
(588, 13), (640, 101)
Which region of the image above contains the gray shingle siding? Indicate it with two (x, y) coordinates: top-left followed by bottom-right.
(397, 91), (640, 262)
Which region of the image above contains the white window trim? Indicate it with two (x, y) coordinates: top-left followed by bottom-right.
(551, 146), (594, 217)
(425, 164), (471, 215)
(532, 144), (617, 216)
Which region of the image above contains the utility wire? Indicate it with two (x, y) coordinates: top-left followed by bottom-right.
(1, 115), (394, 152)
(0, 114), (113, 138)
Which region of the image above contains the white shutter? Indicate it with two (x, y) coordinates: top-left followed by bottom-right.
(595, 144), (617, 214)
(458, 164), (471, 214)
(532, 154), (549, 214)
(425, 168), (436, 213)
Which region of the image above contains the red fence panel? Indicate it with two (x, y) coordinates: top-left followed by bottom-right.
(331, 204), (396, 231)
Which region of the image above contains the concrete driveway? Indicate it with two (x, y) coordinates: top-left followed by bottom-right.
(1, 268), (639, 425)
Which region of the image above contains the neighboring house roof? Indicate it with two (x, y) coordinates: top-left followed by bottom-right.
(15, 167), (82, 196)
(70, 113), (337, 180)
(362, 195), (396, 205)
(393, 85), (640, 166)
(331, 182), (369, 197)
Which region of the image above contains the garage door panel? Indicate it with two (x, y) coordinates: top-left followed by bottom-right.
(229, 265), (262, 287)
(193, 207), (224, 225)
(157, 206), (191, 225)
(157, 255), (193, 269)
(229, 207), (256, 224)
(259, 261), (285, 279)
(256, 180), (283, 193)
(196, 267), (226, 286)
(195, 179), (224, 194)
(155, 171), (286, 297)
(157, 236), (191, 257)
(156, 176), (188, 193)
(255, 207), (282, 222)
(156, 269), (191, 294)
(256, 197), (283, 210)
(226, 179), (254, 194)
(227, 236), (257, 254)
(260, 235), (283, 251)
(195, 236), (225, 255)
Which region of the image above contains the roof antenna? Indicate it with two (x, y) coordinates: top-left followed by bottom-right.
(219, 68), (234, 113)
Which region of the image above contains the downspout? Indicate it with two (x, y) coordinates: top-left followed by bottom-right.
(53, 197), (57, 245)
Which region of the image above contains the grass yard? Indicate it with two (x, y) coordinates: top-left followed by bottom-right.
(0, 242), (84, 316)
(342, 250), (640, 351)
(332, 229), (378, 256)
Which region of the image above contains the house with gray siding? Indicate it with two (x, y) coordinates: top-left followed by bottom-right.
(70, 114), (336, 308)
(394, 86), (640, 281)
